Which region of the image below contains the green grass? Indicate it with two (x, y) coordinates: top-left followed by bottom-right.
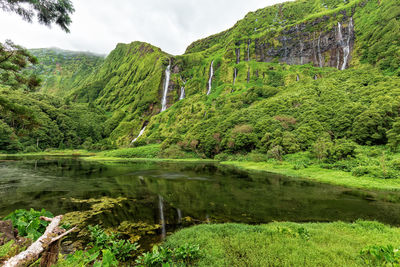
(165, 221), (400, 267)
(0, 149), (96, 158)
(222, 160), (400, 191)
(83, 156), (216, 164)
(101, 144), (162, 158)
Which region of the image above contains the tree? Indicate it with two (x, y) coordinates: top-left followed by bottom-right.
(0, 0), (74, 33)
(0, 0), (74, 90)
(387, 119), (400, 151)
(0, 40), (41, 91)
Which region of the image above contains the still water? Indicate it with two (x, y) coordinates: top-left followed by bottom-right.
(1, 157), (400, 245)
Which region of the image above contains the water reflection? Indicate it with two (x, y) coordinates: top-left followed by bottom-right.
(1, 158), (400, 235)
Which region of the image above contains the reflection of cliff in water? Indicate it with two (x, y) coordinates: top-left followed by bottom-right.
(2, 158), (400, 231)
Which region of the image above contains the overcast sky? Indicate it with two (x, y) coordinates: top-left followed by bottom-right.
(0, 0), (287, 56)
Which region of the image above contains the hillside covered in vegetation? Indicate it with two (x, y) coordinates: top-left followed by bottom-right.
(1, 0), (399, 163)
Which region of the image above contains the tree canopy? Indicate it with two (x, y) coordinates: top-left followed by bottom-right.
(0, 0), (74, 32)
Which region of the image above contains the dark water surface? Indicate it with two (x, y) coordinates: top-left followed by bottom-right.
(1, 157), (400, 244)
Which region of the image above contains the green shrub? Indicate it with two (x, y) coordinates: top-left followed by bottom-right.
(24, 145), (40, 153)
(360, 245), (400, 266)
(390, 158), (400, 171)
(103, 145), (161, 158)
(329, 139), (357, 161)
(135, 244), (200, 267)
(88, 225), (138, 262)
(246, 151), (269, 162)
(4, 209), (54, 240)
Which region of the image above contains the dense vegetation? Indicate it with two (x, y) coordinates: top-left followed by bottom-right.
(29, 48), (104, 96)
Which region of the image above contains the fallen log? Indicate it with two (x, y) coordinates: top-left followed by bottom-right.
(3, 215), (76, 267)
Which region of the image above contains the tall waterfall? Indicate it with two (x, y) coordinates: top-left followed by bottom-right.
(317, 34), (323, 67)
(247, 39), (251, 61)
(341, 18), (353, 70)
(158, 195), (166, 239)
(300, 41), (304, 65)
(177, 208), (182, 223)
(233, 68), (237, 85)
(161, 64), (171, 112)
(131, 126), (146, 144)
(179, 86), (185, 100)
(207, 61), (214, 95)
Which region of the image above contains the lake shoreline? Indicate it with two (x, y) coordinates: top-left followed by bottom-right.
(1, 150), (400, 191)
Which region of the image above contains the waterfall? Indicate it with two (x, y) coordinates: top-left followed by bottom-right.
(300, 41), (304, 65)
(179, 86), (185, 100)
(207, 61), (214, 95)
(317, 34), (323, 67)
(161, 64), (171, 112)
(233, 68), (237, 85)
(337, 22), (343, 69)
(235, 48), (240, 64)
(158, 195), (166, 239)
(296, 74), (300, 81)
(341, 18), (353, 70)
(177, 208), (182, 223)
(131, 126), (146, 144)
(247, 39), (251, 61)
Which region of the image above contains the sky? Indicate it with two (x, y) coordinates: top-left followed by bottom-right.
(0, 0), (287, 56)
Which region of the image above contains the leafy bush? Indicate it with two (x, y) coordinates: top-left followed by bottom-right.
(360, 245), (400, 266)
(136, 244), (200, 267)
(329, 139), (357, 161)
(103, 145), (161, 158)
(390, 158), (400, 171)
(4, 208), (54, 240)
(88, 225), (138, 262)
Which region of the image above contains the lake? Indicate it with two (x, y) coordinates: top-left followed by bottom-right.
(1, 157), (400, 248)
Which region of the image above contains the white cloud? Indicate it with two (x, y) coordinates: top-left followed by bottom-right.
(0, 0), (288, 55)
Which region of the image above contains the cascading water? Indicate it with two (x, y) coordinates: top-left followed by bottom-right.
(207, 61), (214, 95)
(337, 22), (343, 69)
(158, 195), (166, 239)
(161, 64), (171, 112)
(177, 208), (182, 223)
(179, 86), (185, 100)
(247, 39), (251, 61)
(235, 48), (240, 64)
(341, 18), (353, 70)
(300, 41), (304, 65)
(131, 126), (146, 144)
(317, 34), (323, 67)
(233, 68), (237, 85)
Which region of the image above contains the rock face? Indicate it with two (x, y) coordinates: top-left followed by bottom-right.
(241, 15), (355, 69)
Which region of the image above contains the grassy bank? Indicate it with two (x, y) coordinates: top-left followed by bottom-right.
(165, 221), (400, 266)
(223, 161), (400, 191)
(0, 149), (96, 158)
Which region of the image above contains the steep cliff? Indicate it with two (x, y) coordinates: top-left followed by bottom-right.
(29, 0), (400, 153)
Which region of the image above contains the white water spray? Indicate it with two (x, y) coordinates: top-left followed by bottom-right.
(131, 126), (146, 144)
(233, 68), (237, 85)
(341, 18), (353, 70)
(158, 195), (166, 239)
(247, 39), (251, 61)
(179, 87), (185, 100)
(161, 64), (171, 112)
(207, 61), (214, 95)
(317, 34), (323, 67)
(177, 208), (182, 223)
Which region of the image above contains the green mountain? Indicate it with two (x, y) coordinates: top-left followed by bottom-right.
(29, 48), (104, 96)
(2, 0), (400, 157)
